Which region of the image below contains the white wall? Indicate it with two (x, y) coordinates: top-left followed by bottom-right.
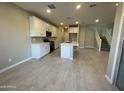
(79, 25), (96, 48)
(0, 3), (31, 70)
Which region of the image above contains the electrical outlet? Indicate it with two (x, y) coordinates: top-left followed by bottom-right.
(9, 58), (12, 62)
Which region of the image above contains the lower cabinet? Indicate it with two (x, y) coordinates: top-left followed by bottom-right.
(61, 44), (73, 60)
(31, 43), (50, 59)
(54, 40), (59, 49)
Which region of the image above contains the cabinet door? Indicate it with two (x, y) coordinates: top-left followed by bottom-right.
(30, 16), (42, 37)
(54, 41), (59, 49)
(41, 21), (47, 37)
(31, 44), (41, 58)
(45, 44), (50, 54)
(30, 17), (37, 36)
(54, 27), (57, 37)
(40, 44), (50, 57)
(73, 27), (79, 33)
(41, 44), (43, 57)
(52, 27), (57, 37)
(69, 28), (74, 33)
(51, 26), (54, 37)
(61, 45), (73, 60)
(48, 24), (52, 31)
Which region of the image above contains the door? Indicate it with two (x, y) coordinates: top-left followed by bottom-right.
(79, 26), (85, 47)
(116, 41), (124, 90)
(84, 27), (95, 48)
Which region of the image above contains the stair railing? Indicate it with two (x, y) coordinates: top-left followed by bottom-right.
(95, 30), (102, 52)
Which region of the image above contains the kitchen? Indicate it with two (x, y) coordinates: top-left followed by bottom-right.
(30, 16), (79, 60)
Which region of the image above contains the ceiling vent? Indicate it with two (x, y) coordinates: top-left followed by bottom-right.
(66, 17), (71, 20)
(48, 4), (56, 9)
(89, 4), (96, 8)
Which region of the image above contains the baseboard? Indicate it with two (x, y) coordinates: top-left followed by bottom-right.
(84, 46), (94, 48)
(79, 46), (95, 49)
(105, 74), (113, 84)
(0, 57), (32, 74)
(78, 46), (84, 48)
(94, 47), (100, 52)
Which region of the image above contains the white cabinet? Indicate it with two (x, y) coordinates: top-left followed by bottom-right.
(30, 16), (44, 37)
(48, 25), (57, 37)
(69, 28), (74, 33)
(31, 44), (41, 58)
(61, 43), (73, 60)
(31, 43), (50, 59)
(29, 16), (48, 37)
(51, 26), (57, 37)
(54, 40), (59, 49)
(30, 16), (57, 37)
(69, 27), (79, 33)
(73, 27), (79, 33)
(41, 21), (47, 37)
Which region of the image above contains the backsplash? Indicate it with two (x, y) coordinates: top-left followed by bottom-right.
(31, 37), (57, 43)
(31, 37), (43, 43)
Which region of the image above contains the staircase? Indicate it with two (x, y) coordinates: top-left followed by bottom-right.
(100, 36), (110, 51)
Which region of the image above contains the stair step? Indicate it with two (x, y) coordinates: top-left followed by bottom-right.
(102, 44), (110, 46)
(100, 36), (110, 52)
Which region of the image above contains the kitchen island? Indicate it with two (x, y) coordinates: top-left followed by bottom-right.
(60, 42), (79, 60)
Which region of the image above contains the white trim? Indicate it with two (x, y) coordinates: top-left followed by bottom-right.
(105, 74), (112, 84)
(110, 11), (124, 84)
(0, 57), (32, 74)
(84, 46), (94, 48)
(94, 47), (100, 52)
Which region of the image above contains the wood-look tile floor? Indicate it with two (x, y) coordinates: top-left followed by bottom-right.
(0, 48), (118, 91)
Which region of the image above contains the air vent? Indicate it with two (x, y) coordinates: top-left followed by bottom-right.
(89, 4), (96, 8)
(48, 4), (56, 9)
(66, 17), (71, 20)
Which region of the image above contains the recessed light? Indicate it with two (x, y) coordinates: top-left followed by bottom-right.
(65, 26), (68, 29)
(95, 19), (99, 23)
(60, 22), (63, 25)
(46, 9), (51, 13)
(75, 21), (79, 24)
(76, 5), (81, 10)
(116, 3), (119, 6)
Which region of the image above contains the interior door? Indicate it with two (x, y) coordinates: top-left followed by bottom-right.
(79, 26), (85, 47)
(84, 27), (95, 48)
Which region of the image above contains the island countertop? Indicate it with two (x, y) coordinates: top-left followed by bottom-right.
(61, 42), (79, 46)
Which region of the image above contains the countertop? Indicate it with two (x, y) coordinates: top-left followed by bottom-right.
(31, 42), (50, 45)
(61, 42), (79, 46)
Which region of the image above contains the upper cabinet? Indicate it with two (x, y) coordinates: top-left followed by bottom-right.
(29, 16), (57, 37)
(51, 26), (57, 37)
(69, 27), (79, 33)
(30, 16), (43, 37)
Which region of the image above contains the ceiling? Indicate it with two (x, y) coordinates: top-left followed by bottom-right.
(14, 2), (117, 26)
